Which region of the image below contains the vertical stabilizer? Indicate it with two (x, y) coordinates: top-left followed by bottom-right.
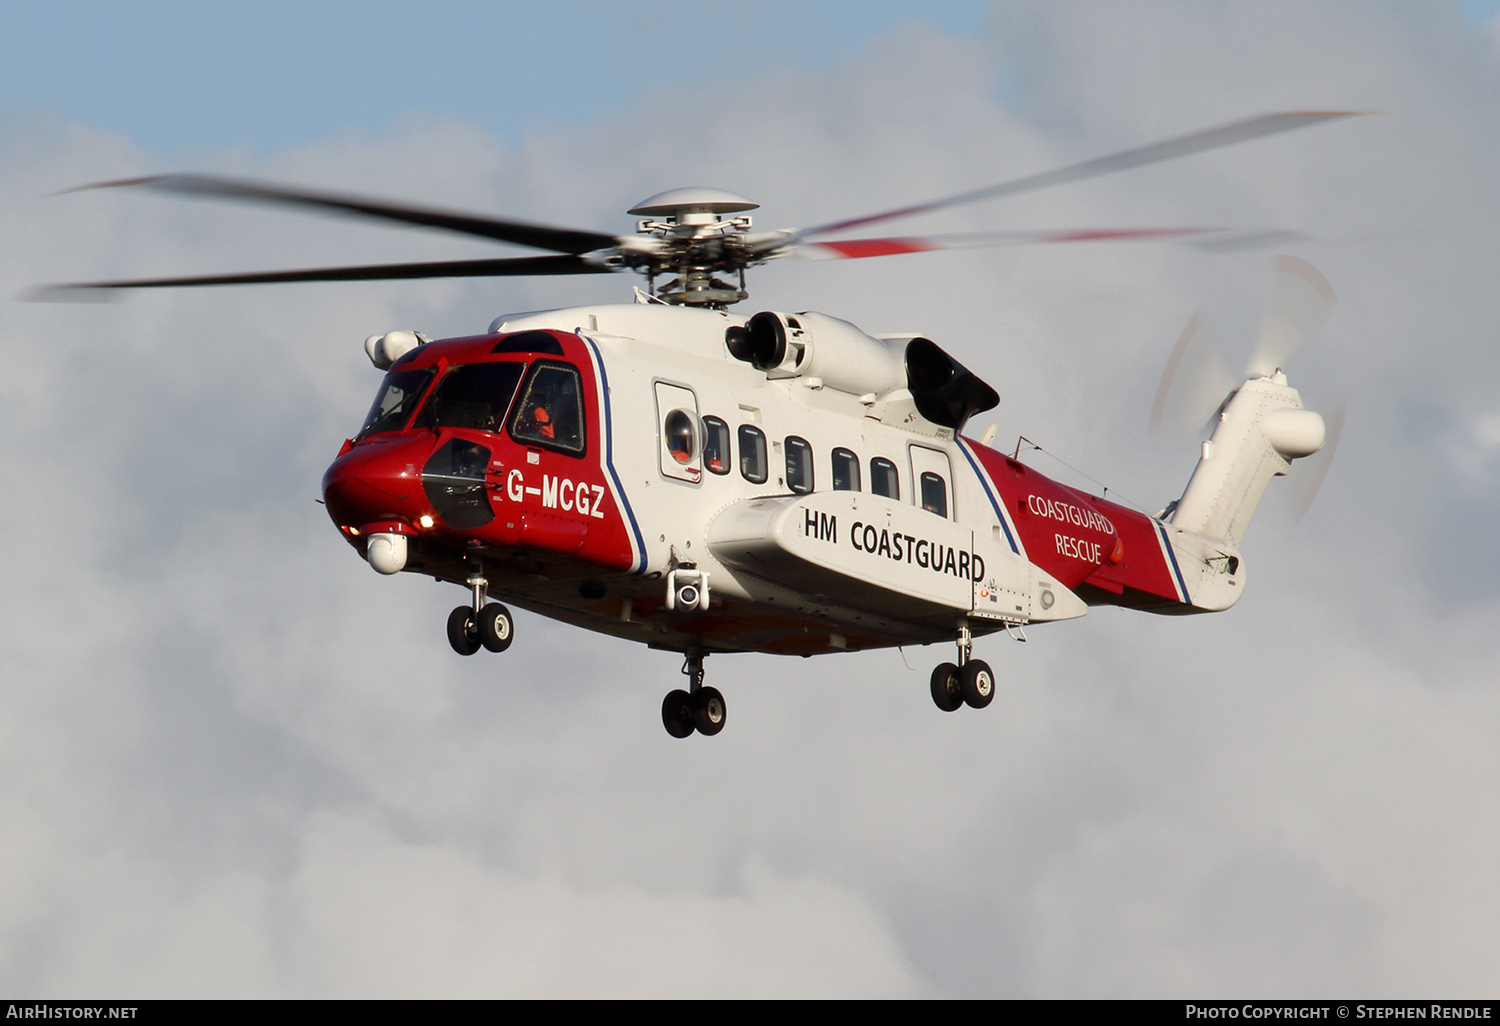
(1170, 374), (1325, 547)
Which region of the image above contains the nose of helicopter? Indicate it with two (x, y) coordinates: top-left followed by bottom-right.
(321, 435), (436, 531)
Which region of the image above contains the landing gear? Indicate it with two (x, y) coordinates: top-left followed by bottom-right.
(958, 660), (994, 708)
(930, 663), (962, 712)
(661, 650), (727, 738)
(929, 621), (997, 712)
(477, 602), (513, 652)
(447, 570), (515, 656)
(693, 687), (727, 735)
(662, 690), (695, 739)
(447, 606), (480, 656)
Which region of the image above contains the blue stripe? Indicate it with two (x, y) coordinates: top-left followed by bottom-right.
(583, 337), (647, 573)
(1154, 521), (1192, 605)
(957, 439), (1019, 554)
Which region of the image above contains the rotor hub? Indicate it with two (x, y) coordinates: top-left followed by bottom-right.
(627, 189), (760, 307)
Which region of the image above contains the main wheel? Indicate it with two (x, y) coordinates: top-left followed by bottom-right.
(662, 689), (695, 738)
(930, 662), (962, 712)
(477, 602), (514, 653)
(959, 659), (995, 709)
(692, 686), (727, 736)
(446, 605), (480, 656)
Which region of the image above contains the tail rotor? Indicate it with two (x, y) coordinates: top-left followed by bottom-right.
(1151, 256), (1344, 518)
(1245, 255), (1336, 379)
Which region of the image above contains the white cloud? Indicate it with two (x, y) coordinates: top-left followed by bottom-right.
(3, 1), (1500, 997)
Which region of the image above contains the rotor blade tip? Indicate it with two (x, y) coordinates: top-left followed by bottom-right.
(24, 284), (120, 303)
(49, 174), (170, 198)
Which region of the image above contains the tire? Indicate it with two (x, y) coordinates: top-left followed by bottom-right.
(662, 689), (695, 738)
(478, 602), (514, 653)
(446, 605), (480, 656)
(959, 660), (995, 709)
(692, 686), (727, 736)
(930, 662), (962, 712)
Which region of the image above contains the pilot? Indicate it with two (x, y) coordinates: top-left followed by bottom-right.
(529, 396), (555, 440)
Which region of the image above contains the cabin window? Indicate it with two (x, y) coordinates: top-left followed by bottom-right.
(509, 361), (586, 455)
(785, 436), (814, 494)
(358, 367), (436, 439)
(664, 409), (697, 465)
(831, 448), (860, 491)
(871, 457), (899, 500)
(655, 381), (701, 482)
(920, 471), (948, 518)
(411, 361), (524, 433)
(703, 416), (731, 475)
(738, 425), (767, 484)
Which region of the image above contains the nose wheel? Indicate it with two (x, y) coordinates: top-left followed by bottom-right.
(662, 651), (726, 738)
(446, 572), (515, 656)
(476, 602), (514, 652)
(447, 601), (515, 655)
(447, 605), (481, 655)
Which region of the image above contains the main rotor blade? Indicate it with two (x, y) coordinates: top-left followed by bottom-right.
(791, 227), (1216, 260)
(798, 111), (1364, 239)
(65, 174), (620, 255)
(29, 255), (613, 299)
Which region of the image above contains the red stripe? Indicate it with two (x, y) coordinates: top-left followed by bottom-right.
(1041, 229), (1203, 243)
(810, 238), (935, 259)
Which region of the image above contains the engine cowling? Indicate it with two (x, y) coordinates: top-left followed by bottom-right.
(904, 336), (1000, 432)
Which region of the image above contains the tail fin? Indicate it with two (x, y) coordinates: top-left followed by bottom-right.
(1170, 373), (1325, 547)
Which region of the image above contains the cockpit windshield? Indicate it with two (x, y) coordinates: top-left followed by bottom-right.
(411, 361), (525, 434)
(357, 367), (436, 439)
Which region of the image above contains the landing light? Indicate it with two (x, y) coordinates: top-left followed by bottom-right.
(419, 515), (434, 529)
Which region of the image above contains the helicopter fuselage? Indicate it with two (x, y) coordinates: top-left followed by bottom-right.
(322, 303), (1225, 663)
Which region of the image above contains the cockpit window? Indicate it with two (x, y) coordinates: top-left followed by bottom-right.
(358, 367), (436, 439)
(509, 361), (586, 455)
(411, 361), (525, 433)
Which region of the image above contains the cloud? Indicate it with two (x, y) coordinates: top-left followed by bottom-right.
(2, 1), (1499, 997)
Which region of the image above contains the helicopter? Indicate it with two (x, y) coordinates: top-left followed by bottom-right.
(41, 111), (1355, 738)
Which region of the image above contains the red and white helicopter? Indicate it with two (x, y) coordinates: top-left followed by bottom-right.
(45, 112), (1353, 738)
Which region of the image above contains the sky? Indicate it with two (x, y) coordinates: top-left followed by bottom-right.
(3, 0), (1500, 999)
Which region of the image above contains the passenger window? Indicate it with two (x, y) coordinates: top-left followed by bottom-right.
(920, 472), (948, 517)
(832, 448), (860, 491)
(664, 409), (696, 466)
(509, 362), (585, 455)
(654, 382), (700, 483)
(703, 416), (731, 475)
(739, 425), (768, 484)
(871, 457), (899, 500)
(785, 436), (814, 494)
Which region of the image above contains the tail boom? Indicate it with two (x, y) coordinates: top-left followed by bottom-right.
(1078, 373), (1323, 615)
